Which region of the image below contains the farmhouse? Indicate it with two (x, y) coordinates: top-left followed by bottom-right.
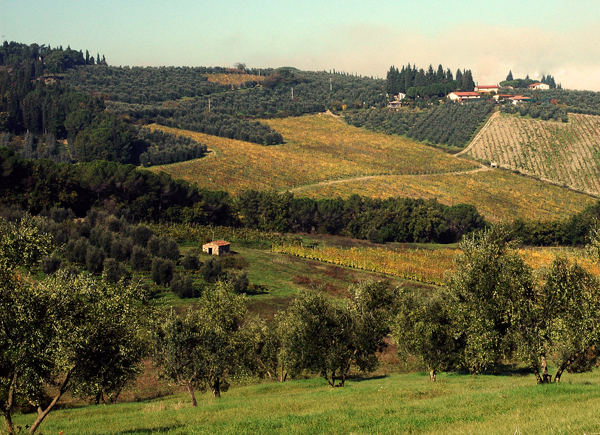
(475, 85), (499, 94)
(447, 92), (481, 103)
(202, 240), (231, 256)
(509, 95), (536, 104)
(528, 82), (550, 90)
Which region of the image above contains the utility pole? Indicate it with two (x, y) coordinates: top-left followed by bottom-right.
(291, 87), (294, 99)
(208, 97), (211, 112)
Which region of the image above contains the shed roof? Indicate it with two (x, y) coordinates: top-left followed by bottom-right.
(203, 240), (230, 247)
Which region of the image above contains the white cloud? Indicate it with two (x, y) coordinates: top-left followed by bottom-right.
(255, 22), (600, 91)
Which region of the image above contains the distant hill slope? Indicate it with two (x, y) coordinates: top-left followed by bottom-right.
(292, 170), (595, 222)
(148, 115), (477, 193)
(464, 113), (600, 196)
(149, 115), (595, 222)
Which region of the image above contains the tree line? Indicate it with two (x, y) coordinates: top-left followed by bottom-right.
(386, 63), (476, 99)
(501, 70), (559, 89)
(395, 225), (600, 382)
(0, 45), (217, 166)
(3, 148), (600, 247)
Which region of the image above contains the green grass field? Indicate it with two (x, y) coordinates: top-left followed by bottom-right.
(16, 370), (600, 434)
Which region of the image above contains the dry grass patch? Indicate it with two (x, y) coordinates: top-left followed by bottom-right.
(293, 169), (596, 222)
(147, 115), (477, 194)
(204, 73), (266, 86)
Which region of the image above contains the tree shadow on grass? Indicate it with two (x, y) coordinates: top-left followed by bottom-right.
(347, 374), (388, 383)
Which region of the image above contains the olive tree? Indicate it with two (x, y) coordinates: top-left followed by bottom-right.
(279, 281), (396, 387)
(514, 257), (600, 383)
(152, 283), (249, 403)
(391, 287), (460, 381)
(446, 226), (533, 374)
(0, 217), (148, 435)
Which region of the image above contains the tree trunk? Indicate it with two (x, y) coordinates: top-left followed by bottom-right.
(29, 371), (72, 434)
(3, 409), (16, 435)
(541, 355), (551, 383)
(3, 372), (18, 435)
(279, 366), (287, 383)
(186, 382), (197, 407)
(429, 368), (437, 382)
(555, 350), (583, 383)
(211, 378), (221, 398)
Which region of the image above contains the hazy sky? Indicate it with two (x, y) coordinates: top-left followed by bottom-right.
(3, 0), (600, 90)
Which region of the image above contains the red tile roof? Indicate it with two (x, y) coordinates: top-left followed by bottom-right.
(451, 92), (481, 97)
(203, 240), (230, 247)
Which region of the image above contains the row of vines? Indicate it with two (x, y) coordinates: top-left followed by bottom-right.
(272, 244), (457, 285)
(346, 102), (494, 148)
(466, 113), (600, 196)
(273, 243), (600, 288)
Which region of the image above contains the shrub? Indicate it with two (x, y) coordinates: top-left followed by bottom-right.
(201, 257), (222, 283)
(130, 245), (151, 271)
(103, 258), (128, 283)
(111, 238), (134, 262)
(170, 274), (200, 298)
(151, 257), (175, 285)
(41, 255), (63, 275)
(130, 225), (154, 247)
(226, 270), (249, 294)
(86, 245), (105, 274)
(182, 251), (200, 271)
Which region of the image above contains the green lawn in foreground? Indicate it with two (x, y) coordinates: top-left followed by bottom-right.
(17, 371), (600, 434)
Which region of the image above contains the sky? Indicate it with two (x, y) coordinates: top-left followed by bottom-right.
(2, 0), (600, 90)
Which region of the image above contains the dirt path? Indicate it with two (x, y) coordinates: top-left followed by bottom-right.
(286, 166), (490, 193)
(284, 110), (491, 193)
(456, 110), (501, 157)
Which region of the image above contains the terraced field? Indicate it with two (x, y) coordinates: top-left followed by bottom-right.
(149, 114), (478, 193)
(464, 113), (600, 196)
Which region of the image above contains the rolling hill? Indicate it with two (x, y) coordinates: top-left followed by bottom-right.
(148, 114), (596, 222)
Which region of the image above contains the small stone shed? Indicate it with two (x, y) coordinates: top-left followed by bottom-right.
(202, 240), (231, 256)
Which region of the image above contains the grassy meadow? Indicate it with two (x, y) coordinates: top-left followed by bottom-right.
(16, 370), (600, 434)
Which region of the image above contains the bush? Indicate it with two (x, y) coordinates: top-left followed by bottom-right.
(50, 207), (75, 223)
(111, 237), (134, 262)
(182, 251), (200, 271)
(201, 257), (222, 283)
(226, 270), (249, 294)
(151, 257), (175, 285)
(86, 245), (105, 274)
(41, 255), (63, 275)
(130, 245), (151, 271)
(130, 225), (154, 247)
(103, 258), (128, 283)
(170, 274), (200, 298)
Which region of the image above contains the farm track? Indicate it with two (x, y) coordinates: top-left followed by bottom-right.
(286, 165), (490, 193)
(284, 110), (489, 194)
